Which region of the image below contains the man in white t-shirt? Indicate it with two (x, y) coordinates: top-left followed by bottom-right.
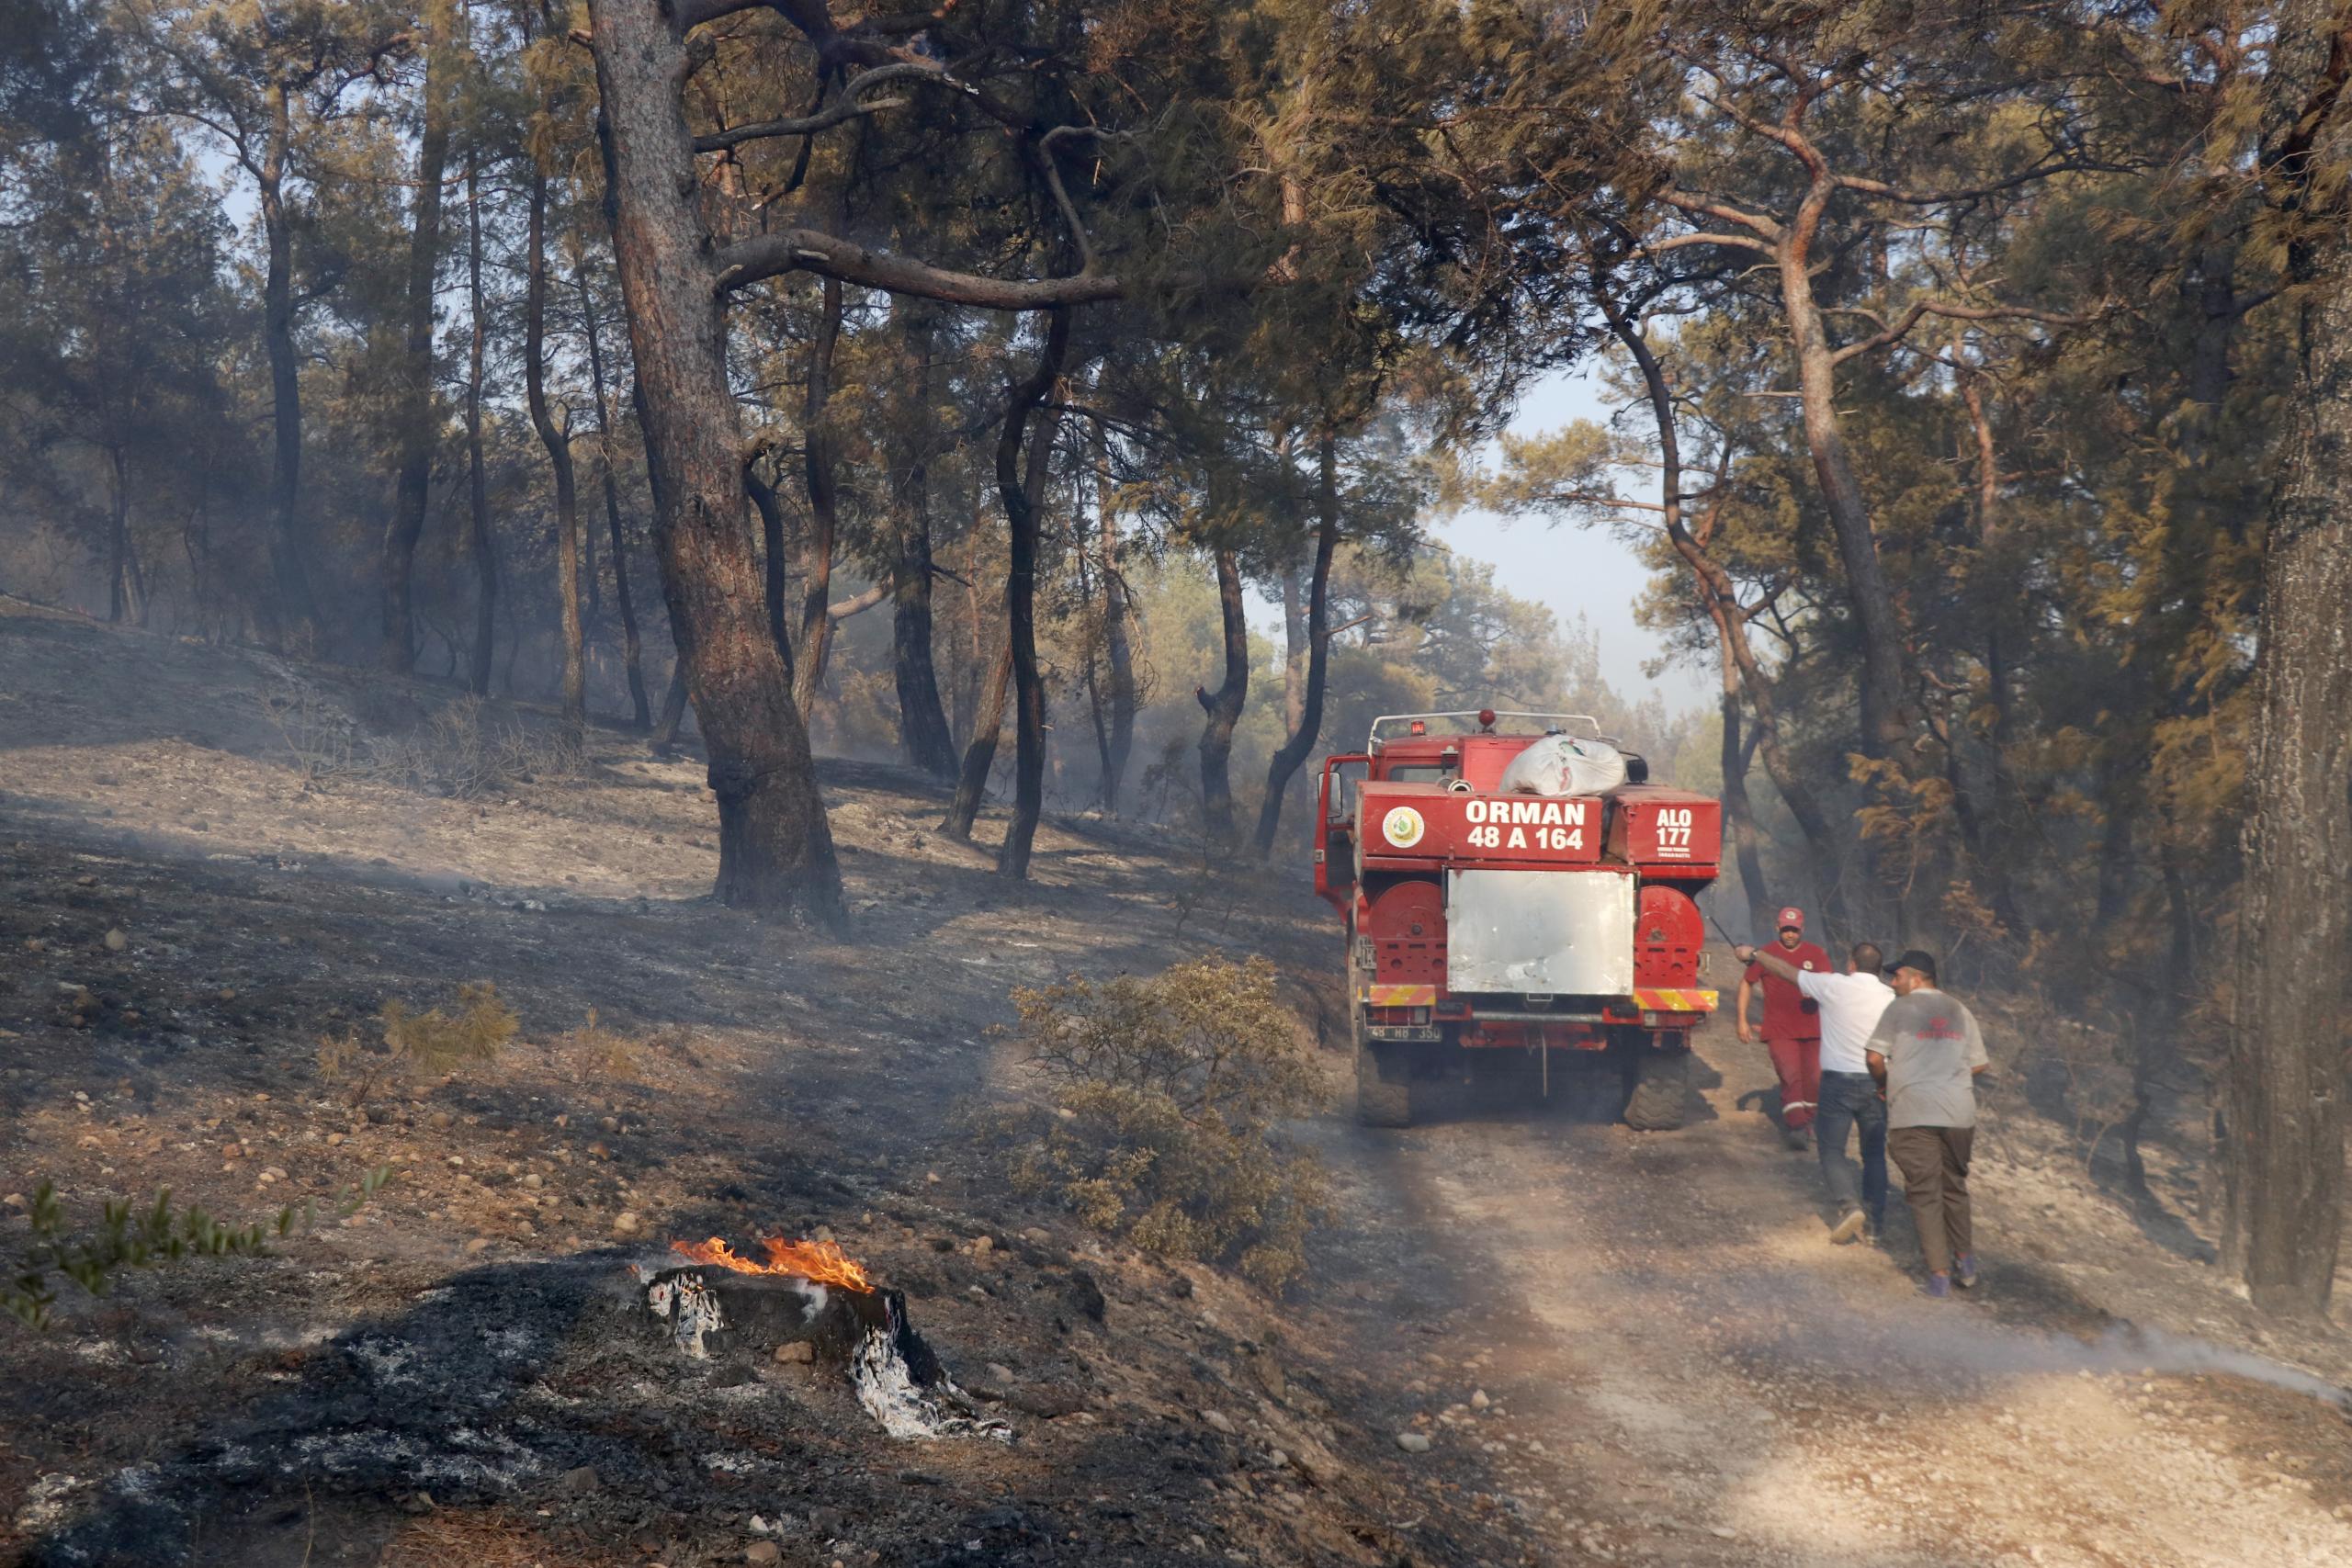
(1736, 939), (1895, 1244)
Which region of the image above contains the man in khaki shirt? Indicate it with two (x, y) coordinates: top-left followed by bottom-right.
(1866, 950), (1990, 1298)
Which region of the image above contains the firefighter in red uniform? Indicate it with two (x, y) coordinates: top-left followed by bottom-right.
(1737, 907), (1830, 1149)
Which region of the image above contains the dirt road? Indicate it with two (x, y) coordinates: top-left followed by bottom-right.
(1305, 1018), (2352, 1568)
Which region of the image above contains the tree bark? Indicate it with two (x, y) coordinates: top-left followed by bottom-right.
(464, 160), (497, 696)
(258, 80), (319, 648)
(379, 0), (457, 673)
(1253, 433), (1341, 856)
(892, 310), (958, 779)
(1197, 545), (1250, 847)
(526, 163), (586, 726)
(587, 0), (842, 926)
(943, 637), (1012, 842)
(1091, 432), (1138, 818)
(794, 275), (843, 718)
(997, 309), (1072, 880)
(580, 267), (651, 728)
(2225, 1), (2352, 1313)
(746, 458), (796, 674)
(106, 445), (145, 626)
(1776, 217), (1914, 760)
(1717, 637), (1773, 939)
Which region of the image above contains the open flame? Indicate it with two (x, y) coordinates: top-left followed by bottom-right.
(669, 1234), (873, 1292)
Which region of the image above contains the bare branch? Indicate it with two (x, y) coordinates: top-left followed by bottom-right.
(695, 62), (953, 152)
(1830, 298), (2089, 366)
(716, 228), (1127, 308)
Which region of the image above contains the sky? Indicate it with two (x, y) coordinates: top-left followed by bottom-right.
(1431, 366), (1709, 713)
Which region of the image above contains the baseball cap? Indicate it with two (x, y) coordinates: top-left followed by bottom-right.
(1776, 907), (1804, 932)
(1883, 949), (1938, 982)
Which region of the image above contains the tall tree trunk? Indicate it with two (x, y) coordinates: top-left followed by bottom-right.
(580, 269), (651, 728)
(943, 638), (1013, 842)
(1602, 294), (1851, 935)
(1776, 201), (1914, 761)
(587, 0), (842, 926)
(1953, 362), (2030, 942)
(1197, 545), (1250, 847)
(258, 80), (318, 648)
(464, 160), (496, 695)
(746, 459), (795, 674)
(379, 0), (457, 673)
(997, 309), (1071, 880)
(1096, 444), (1137, 813)
(526, 163), (586, 727)
(1253, 433), (1340, 856)
(892, 310), (957, 779)
(2225, 0), (2352, 1314)
(106, 445), (145, 626)
(654, 659), (690, 752)
(794, 275), (842, 719)
(1717, 638), (1773, 939)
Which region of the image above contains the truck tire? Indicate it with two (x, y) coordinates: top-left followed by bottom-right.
(1354, 1012), (1414, 1127)
(1621, 1041), (1691, 1131)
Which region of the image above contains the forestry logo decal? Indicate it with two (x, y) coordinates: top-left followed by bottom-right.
(1381, 807), (1426, 850)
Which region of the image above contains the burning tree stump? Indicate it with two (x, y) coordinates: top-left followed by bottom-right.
(635, 1236), (1008, 1442)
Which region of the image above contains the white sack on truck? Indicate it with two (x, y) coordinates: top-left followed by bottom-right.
(1498, 733), (1629, 797)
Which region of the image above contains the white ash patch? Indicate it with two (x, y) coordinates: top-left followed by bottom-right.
(480, 1325), (538, 1361)
(343, 1334), (418, 1386)
(71, 1339), (127, 1365)
(16, 1472), (88, 1533)
(852, 1329), (1012, 1444)
(639, 1268), (725, 1359)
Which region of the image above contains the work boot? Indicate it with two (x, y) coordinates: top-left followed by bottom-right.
(1921, 1271), (1952, 1299)
(1953, 1253), (1979, 1290)
(1828, 1208), (1867, 1246)
(1782, 1123), (1810, 1151)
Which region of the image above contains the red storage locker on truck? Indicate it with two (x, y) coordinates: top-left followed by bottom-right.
(1314, 710), (1723, 1127)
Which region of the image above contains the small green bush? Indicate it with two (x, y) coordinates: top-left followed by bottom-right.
(4, 1168), (393, 1330)
(994, 956), (1328, 1289)
(320, 981), (519, 1105)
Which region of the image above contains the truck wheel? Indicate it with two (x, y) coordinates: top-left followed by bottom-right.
(1354, 1013), (1414, 1128)
(1621, 1041), (1691, 1132)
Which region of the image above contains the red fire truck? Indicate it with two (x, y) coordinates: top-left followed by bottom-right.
(1314, 710), (1723, 1127)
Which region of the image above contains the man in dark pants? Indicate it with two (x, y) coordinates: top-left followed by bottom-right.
(1736, 908), (1830, 1149)
(1736, 939), (1894, 1244)
(1867, 950), (1990, 1297)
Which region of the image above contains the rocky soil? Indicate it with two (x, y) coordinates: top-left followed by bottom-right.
(4, 598), (2349, 1568)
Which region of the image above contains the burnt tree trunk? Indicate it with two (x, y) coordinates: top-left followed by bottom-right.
(106, 445), (145, 627)
(587, 0), (842, 925)
(893, 311), (958, 779)
(258, 81), (318, 649)
(526, 164), (587, 727)
(794, 275), (843, 719)
(464, 161), (497, 696)
(581, 267), (651, 729)
(1197, 546), (1250, 848)
(1253, 433), (1340, 857)
(1717, 645), (1772, 939)
(1095, 423), (1143, 818)
(943, 638), (1013, 843)
(746, 459), (795, 677)
(2225, 3), (2352, 1314)
(997, 310), (1072, 880)
(379, 0), (456, 674)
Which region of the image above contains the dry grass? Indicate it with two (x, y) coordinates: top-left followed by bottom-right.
(375, 1509), (612, 1568)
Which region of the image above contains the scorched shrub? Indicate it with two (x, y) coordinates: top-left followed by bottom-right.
(995, 956), (1328, 1289)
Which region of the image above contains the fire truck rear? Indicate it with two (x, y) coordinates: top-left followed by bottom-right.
(1313, 710), (1723, 1127)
